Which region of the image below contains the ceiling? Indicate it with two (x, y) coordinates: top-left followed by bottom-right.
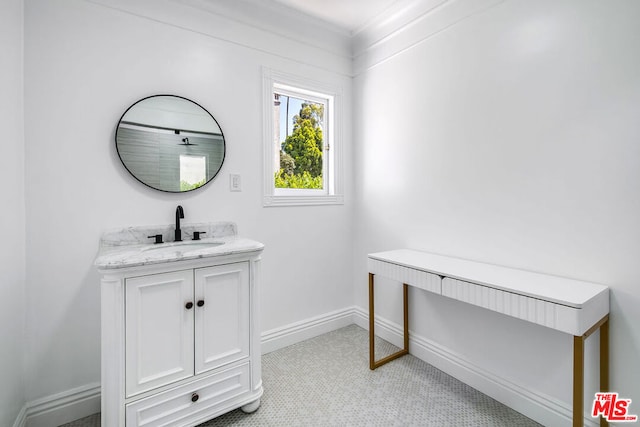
(270, 0), (402, 32)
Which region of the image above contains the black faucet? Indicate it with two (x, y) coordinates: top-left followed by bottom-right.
(175, 205), (184, 242)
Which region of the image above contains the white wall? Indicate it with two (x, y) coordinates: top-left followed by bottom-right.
(353, 0), (640, 423)
(0, 0), (26, 425)
(19, 0), (640, 424)
(23, 0), (352, 406)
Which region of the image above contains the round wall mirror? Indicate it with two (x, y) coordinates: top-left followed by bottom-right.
(115, 95), (225, 192)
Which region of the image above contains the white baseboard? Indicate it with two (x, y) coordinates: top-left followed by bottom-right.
(352, 306), (598, 427)
(17, 306), (598, 427)
(261, 306), (356, 354)
(16, 307), (356, 427)
(24, 383), (100, 427)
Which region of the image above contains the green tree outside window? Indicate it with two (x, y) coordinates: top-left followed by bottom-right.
(276, 102), (324, 189)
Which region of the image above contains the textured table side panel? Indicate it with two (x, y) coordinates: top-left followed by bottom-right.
(576, 288), (609, 336)
(441, 277), (583, 335)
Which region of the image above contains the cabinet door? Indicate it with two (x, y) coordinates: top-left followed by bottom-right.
(194, 262), (250, 374)
(125, 270), (194, 397)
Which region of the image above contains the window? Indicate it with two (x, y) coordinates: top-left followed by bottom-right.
(179, 155), (206, 191)
(263, 68), (343, 206)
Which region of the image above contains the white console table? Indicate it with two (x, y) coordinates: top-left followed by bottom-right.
(368, 249), (609, 427)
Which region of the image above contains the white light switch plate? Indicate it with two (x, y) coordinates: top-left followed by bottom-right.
(230, 174), (241, 192)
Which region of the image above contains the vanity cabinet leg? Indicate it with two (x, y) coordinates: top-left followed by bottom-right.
(241, 398), (261, 414)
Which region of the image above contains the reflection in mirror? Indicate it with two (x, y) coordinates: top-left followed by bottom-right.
(115, 95), (225, 192)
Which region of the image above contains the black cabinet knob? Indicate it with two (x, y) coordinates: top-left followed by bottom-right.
(185, 302), (194, 309)
(197, 300), (205, 307)
(191, 393), (199, 402)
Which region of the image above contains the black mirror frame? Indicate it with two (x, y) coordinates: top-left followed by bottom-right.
(115, 94), (226, 193)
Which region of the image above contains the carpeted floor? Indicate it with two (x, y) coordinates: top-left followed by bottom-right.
(60, 324), (541, 426)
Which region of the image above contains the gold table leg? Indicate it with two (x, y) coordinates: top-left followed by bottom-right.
(369, 273), (409, 370)
(573, 314), (610, 427)
(599, 317), (609, 427)
(573, 335), (584, 427)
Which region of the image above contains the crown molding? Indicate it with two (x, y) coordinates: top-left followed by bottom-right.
(86, 0), (353, 76)
(175, 0), (352, 53)
(352, 0), (508, 75)
(352, 0), (448, 51)
(86, 0), (507, 78)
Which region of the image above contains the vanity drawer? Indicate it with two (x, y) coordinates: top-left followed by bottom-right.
(441, 277), (584, 334)
(368, 257), (441, 294)
(126, 362), (250, 427)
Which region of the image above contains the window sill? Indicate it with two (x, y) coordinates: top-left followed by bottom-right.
(263, 194), (344, 207)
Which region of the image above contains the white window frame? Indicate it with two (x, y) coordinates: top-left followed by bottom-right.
(262, 67), (344, 206)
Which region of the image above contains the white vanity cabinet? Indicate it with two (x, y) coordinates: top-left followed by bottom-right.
(96, 229), (263, 427)
(125, 263), (250, 398)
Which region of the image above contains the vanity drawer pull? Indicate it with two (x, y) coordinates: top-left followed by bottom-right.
(185, 302), (194, 310)
(197, 300), (205, 307)
(191, 393), (199, 402)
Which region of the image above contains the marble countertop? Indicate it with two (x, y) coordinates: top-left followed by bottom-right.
(95, 222), (263, 269)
